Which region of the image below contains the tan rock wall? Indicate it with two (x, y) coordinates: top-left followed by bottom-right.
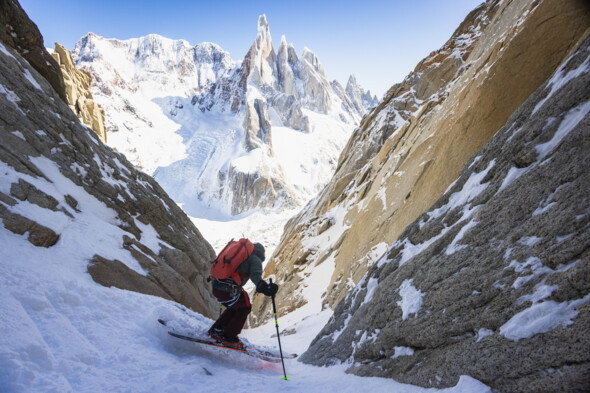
(52, 43), (107, 143)
(250, 0), (590, 325)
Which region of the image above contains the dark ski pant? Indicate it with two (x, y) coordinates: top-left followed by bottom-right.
(211, 287), (251, 338)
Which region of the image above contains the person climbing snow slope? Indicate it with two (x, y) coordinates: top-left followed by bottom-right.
(208, 239), (278, 349)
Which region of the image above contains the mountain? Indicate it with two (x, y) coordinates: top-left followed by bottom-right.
(0, 0), (218, 318)
(249, 0), (590, 391)
(73, 16), (376, 217)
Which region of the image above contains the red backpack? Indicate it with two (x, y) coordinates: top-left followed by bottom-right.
(210, 238), (254, 285)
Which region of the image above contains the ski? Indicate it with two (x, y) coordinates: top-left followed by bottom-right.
(157, 319), (297, 363)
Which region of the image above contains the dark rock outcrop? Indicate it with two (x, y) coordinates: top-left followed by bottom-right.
(0, 0), (67, 102)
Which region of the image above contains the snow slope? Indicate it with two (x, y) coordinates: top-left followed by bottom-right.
(0, 223), (491, 393)
(0, 228), (489, 393)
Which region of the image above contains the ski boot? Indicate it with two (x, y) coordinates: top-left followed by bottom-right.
(220, 335), (245, 349)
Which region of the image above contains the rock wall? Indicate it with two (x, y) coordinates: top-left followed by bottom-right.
(0, 1), (219, 318)
(300, 32), (590, 393)
(51, 43), (107, 143)
(0, 0), (67, 103)
(250, 0), (590, 327)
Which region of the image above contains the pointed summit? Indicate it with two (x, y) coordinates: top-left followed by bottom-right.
(258, 14), (269, 33)
(245, 14), (277, 89)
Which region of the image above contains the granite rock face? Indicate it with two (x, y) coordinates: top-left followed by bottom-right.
(300, 26), (590, 393)
(51, 43), (107, 143)
(250, 0), (590, 329)
(0, 0), (66, 103)
(0, 8), (218, 317)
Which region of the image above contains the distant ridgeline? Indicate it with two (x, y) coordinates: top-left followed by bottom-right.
(73, 16), (378, 217)
(249, 0), (590, 392)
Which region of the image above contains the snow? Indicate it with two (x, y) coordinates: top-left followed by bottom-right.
(500, 294), (590, 342)
(507, 257), (552, 289)
(428, 159), (495, 220)
(532, 55), (590, 115)
(0, 155), (148, 276)
(361, 277), (379, 307)
(535, 100), (590, 161)
(11, 130), (26, 141)
(445, 219), (478, 255)
(3, 131), (483, 390)
(498, 166), (527, 193)
(476, 328), (494, 342)
(75, 30), (358, 220)
(397, 279), (424, 320)
(0, 220), (492, 392)
(518, 236), (541, 246)
(0, 84), (25, 115)
(22, 68), (42, 91)
(391, 346), (415, 359)
(0, 41), (16, 59)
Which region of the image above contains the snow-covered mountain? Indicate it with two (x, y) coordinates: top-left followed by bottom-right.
(73, 15), (377, 217)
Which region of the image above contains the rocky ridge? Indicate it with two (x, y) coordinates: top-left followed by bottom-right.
(51, 43), (107, 143)
(250, 0), (590, 327)
(300, 32), (590, 393)
(0, 0), (66, 103)
(0, 1), (218, 317)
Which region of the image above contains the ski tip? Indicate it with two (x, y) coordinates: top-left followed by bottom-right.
(157, 318), (166, 326)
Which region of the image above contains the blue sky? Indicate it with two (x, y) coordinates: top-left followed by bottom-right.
(20, 0), (483, 97)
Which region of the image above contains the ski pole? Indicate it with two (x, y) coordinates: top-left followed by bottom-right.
(270, 278), (288, 380)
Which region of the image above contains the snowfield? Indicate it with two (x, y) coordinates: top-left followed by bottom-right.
(0, 225), (491, 393)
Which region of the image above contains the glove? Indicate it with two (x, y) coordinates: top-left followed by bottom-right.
(256, 280), (278, 297)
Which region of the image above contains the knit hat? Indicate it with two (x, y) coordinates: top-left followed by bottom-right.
(253, 242), (265, 261)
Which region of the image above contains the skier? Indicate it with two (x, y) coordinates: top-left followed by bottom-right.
(208, 242), (278, 349)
